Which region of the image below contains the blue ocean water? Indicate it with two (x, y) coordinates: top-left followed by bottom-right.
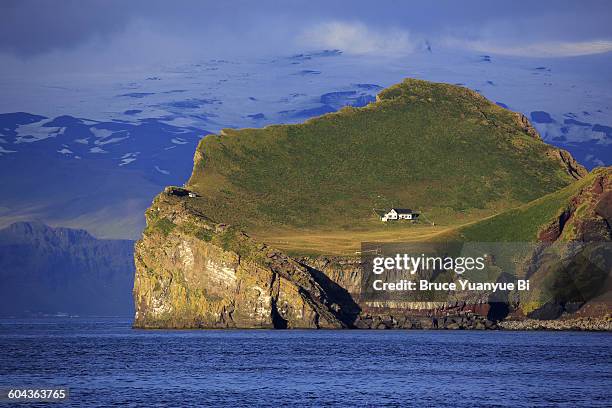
(0, 318), (611, 407)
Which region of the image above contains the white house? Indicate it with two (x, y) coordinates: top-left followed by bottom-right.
(378, 208), (418, 222)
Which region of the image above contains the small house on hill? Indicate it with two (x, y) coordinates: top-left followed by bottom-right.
(376, 208), (419, 222)
(164, 186), (199, 198)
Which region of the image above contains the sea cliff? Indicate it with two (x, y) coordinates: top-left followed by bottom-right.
(133, 78), (610, 330)
(133, 188), (349, 328)
(134, 168), (611, 330)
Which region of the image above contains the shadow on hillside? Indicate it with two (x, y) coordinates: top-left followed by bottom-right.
(300, 263), (362, 327)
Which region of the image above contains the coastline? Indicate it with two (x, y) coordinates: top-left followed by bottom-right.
(132, 315), (612, 331)
(499, 316), (612, 331)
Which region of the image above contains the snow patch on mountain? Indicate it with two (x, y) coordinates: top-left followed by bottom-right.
(90, 128), (114, 139)
(0, 146), (17, 155)
(15, 119), (65, 144)
(119, 152), (139, 166)
(154, 165), (170, 175)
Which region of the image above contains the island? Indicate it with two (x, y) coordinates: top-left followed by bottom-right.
(132, 78), (611, 331)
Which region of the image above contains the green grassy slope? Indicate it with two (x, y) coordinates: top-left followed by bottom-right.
(186, 78), (579, 233)
(448, 167), (610, 315)
(454, 169), (602, 242)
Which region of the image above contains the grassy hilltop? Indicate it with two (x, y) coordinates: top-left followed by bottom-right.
(185, 78), (584, 255)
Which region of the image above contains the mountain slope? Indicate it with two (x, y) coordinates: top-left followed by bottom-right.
(0, 113), (205, 239)
(447, 167), (611, 320)
(454, 167), (610, 242)
(186, 78), (585, 251)
(0, 222), (135, 316)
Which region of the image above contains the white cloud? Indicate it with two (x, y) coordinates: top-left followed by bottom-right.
(445, 38), (612, 58)
(299, 21), (416, 56)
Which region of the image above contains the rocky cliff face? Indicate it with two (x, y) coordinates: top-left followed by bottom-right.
(133, 188), (348, 329)
(134, 169), (611, 330)
(297, 255), (497, 329)
(538, 169), (611, 243)
(134, 202), (498, 329)
(515, 168), (612, 320)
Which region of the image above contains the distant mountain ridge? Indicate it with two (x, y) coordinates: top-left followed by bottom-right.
(0, 221), (134, 317)
(0, 113), (205, 239)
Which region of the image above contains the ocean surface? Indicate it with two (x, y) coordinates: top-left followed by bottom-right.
(0, 318), (610, 407)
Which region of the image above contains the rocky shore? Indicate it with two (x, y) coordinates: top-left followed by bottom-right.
(499, 316), (612, 331)
(354, 310), (499, 330)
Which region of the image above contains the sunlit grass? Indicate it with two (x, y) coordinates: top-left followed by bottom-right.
(184, 78), (579, 253)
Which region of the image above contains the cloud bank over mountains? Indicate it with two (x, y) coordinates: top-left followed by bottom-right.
(445, 38), (612, 58)
(1, 0), (612, 75)
(299, 22), (612, 58)
(299, 21), (418, 56)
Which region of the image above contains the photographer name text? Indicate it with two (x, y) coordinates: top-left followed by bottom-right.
(372, 279), (529, 292)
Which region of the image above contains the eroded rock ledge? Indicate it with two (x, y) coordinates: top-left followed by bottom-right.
(133, 188), (347, 329)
